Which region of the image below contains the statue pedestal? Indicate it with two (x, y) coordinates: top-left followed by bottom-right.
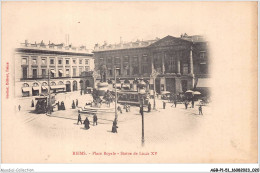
(97, 82), (109, 96)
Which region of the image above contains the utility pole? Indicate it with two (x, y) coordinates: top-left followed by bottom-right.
(114, 67), (118, 121)
(141, 97), (144, 146)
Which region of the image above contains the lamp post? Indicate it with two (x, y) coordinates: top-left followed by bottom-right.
(138, 79), (146, 146)
(114, 67), (118, 121)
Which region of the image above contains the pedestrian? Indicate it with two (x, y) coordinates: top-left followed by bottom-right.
(112, 119), (118, 133)
(76, 99), (78, 107)
(148, 102), (151, 112)
(77, 113), (82, 125)
(199, 105), (203, 115)
(31, 99), (34, 107)
(83, 117), (90, 129)
(191, 99), (194, 108)
(72, 100), (76, 109)
(57, 101), (60, 110)
(117, 106), (122, 114)
(163, 101), (166, 109)
(184, 101), (189, 109)
(93, 114), (98, 126)
(139, 105), (143, 115)
(18, 105), (21, 111)
(174, 100), (177, 108)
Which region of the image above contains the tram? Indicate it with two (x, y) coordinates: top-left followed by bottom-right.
(117, 90), (149, 106)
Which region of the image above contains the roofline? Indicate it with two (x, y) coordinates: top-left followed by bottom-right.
(16, 47), (93, 57)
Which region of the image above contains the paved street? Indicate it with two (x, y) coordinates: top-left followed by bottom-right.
(12, 91), (220, 163)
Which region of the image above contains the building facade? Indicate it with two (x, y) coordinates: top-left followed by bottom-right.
(15, 40), (94, 97)
(93, 34), (210, 95)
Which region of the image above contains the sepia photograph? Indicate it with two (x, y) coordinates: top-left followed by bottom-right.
(1, 1), (258, 170)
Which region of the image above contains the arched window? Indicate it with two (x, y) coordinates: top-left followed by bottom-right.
(42, 82), (47, 86)
(51, 81), (56, 86)
(58, 81), (64, 85)
(23, 83), (29, 87)
(33, 82), (39, 87)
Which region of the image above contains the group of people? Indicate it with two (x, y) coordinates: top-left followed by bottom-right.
(77, 113), (98, 129)
(72, 99), (78, 109)
(57, 101), (66, 110)
(166, 99), (204, 115)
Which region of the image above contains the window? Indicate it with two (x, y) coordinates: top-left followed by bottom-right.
(85, 66), (89, 72)
(200, 52), (206, 59)
(50, 69), (55, 78)
(51, 82), (56, 86)
(50, 59), (54, 65)
(107, 57), (112, 63)
(22, 58), (27, 65)
(73, 68), (76, 77)
(132, 57), (139, 75)
(108, 69), (112, 76)
(66, 69), (70, 77)
(33, 82), (39, 87)
(115, 57), (120, 64)
(73, 59), (76, 64)
(22, 67), (27, 78)
(32, 57), (37, 65)
(85, 59), (89, 64)
(183, 64), (188, 75)
(41, 58), (46, 65)
(142, 55), (148, 63)
(79, 67), (83, 75)
(66, 59), (69, 65)
(116, 68), (121, 76)
(79, 59), (83, 64)
(32, 69), (37, 78)
(200, 63), (208, 74)
(42, 69), (46, 78)
(166, 57), (175, 73)
(23, 83), (29, 87)
(58, 69), (63, 77)
(58, 59), (62, 65)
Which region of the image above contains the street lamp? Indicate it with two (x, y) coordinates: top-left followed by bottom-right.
(138, 79), (146, 147)
(114, 66), (118, 121)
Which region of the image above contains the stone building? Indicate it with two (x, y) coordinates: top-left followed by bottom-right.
(14, 40), (94, 97)
(93, 34), (210, 95)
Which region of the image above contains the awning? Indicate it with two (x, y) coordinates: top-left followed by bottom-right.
(41, 86), (49, 90)
(51, 70), (56, 73)
(32, 86), (40, 90)
(59, 70), (63, 73)
(196, 78), (211, 88)
(22, 87), (31, 92)
(50, 85), (66, 89)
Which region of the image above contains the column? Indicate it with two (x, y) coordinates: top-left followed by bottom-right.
(189, 46), (194, 75)
(112, 57), (115, 77)
(120, 57), (123, 76)
(151, 54), (154, 73)
(129, 56), (132, 76)
(177, 58), (181, 75)
(62, 56), (66, 77)
(28, 56), (32, 78)
(55, 56), (58, 77)
(139, 55), (142, 75)
(38, 56), (41, 77)
(162, 53), (165, 74)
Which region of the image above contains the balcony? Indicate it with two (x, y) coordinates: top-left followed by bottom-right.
(20, 75), (82, 80)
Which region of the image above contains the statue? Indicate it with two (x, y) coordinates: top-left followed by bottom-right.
(100, 65), (107, 83)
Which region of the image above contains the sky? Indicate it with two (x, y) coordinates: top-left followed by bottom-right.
(2, 1), (212, 50)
